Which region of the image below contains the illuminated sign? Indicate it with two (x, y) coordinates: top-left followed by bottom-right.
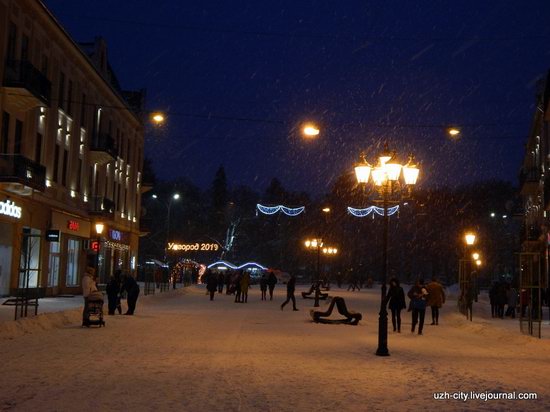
(91, 240), (100, 252)
(109, 230), (122, 241)
(45, 229), (60, 242)
(0, 199), (22, 219)
(67, 220), (80, 231)
(167, 242), (220, 252)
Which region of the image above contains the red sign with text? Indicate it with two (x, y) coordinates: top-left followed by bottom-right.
(67, 220), (80, 231)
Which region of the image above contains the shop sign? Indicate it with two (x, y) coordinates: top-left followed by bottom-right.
(67, 220), (80, 231)
(167, 242), (220, 252)
(45, 229), (60, 242)
(107, 229), (129, 244)
(0, 199), (22, 219)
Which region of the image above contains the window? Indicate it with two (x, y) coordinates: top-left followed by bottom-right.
(58, 72), (65, 110)
(21, 34), (29, 61)
(14, 120), (22, 154)
(62, 149), (68, 186)
(48, 240), (61, 287)
(53, 144), (60, 182)
(65, 239), (80, 286)
(35, 133), (42, 163)
(1, 112), (9, 153)
(67, 80), (73, 116)
(7, 23), (17, 62)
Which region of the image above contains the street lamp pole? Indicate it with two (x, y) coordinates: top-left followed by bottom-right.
(376, 183), (390, 356)
(354, 147), (419, 357)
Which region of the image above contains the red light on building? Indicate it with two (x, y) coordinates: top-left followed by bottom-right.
(67, 220), (80, 231)
(91, 241), (100, 252)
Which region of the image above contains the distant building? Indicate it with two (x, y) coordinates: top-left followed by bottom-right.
(518, 69), (550, 320)
(0, 0), (149, 296)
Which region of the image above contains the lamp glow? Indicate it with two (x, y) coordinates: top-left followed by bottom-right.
(472, 252), (480, 260)
(464, 233), (476, 245)
(354, 153), (372, 183)
(302, 124), (320, 137)
(95, 223), (105, 235)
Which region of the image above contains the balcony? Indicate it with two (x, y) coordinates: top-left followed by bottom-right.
(0, 154), (46, 194)
(89, 133), (117, 165)
(2, 60), (51, 109)
(88, 196), (115, 218)
(519, 167), (541, 196)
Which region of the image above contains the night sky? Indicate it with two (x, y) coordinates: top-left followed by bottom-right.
(45, 0), (550, 194)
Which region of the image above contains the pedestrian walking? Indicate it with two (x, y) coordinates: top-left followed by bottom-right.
(121, 273), (140, 315)
(267, 270), (277, 300)
(82, 266), (98, 326)
(260, 274), (268, 300)
(386, 277), (406, 333)
(234, 270), (243, 303)
(505, 283), (518, 318)
(206, 270), (218, 301)
(408, 279), (428, 335)
(217, 272), (225, 294)
(240, 271), (250, 303)
(281, 273), (298, 311)
(496, 281), (507, 318)
(426, 276), (446, 325)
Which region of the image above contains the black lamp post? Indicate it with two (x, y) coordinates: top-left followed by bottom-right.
(354, 148), (420, 356)
(94, 222), (104, 282)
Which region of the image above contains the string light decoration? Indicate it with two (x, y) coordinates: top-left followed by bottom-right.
(347, 205), (399, 218)
(207, 261), (267, 270)
(256, 204), (305, 216)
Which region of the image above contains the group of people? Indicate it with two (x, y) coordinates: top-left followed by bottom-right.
(386, 277), (446, 335)
(203, 269), (279, 303)
(81, 267), (141, 324)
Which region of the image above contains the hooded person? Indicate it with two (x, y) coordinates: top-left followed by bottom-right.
(120, 273), (140, 315)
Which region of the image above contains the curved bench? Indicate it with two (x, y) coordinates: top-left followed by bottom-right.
(310, 296), (362, 325)
(301, 283), (329, 300)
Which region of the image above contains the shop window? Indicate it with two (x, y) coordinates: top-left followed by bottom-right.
(1, 111), (9, 153)
(19, 228), (41, 288)
(48, 240), (60, 287)
(14, 119), (22, 154)
(66, 238), (80, 286)
(35, 132), (42, 163)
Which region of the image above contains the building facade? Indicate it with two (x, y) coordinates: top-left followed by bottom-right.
(518, 70), (550, 332)
(0, 0), (147, 296)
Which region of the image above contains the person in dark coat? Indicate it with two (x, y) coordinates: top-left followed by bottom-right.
(106, 272), (121, 315)
(495, 281), (507, 318)
(408, 279), (428, 335)
(267, 271), (277, 300)
(425, 276), (446, 325)
(281, 273), (298, 311)
(259, 274), (268, 301)
(206, 270), (218, 301)
(121, 273), (140, 315)
(217, 272), (225, 294)
(234, 270), (243, 303)
(386, 277), (406, 333)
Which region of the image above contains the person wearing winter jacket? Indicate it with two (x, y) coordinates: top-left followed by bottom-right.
(120, 273), (140, 315)
(386, 277), (406, 333)
(240, 271), (251, 303)
(106, 270), (122, 315)
(408, 279), (428, 335)
(281, 273), (298, 311)
(425, 277), (446, 325)
(206, 270), (218, 301)
(81, 266), (98, 325)
(267, 271), (278, 300)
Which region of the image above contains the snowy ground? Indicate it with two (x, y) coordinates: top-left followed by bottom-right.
(1, 285), (549, 412)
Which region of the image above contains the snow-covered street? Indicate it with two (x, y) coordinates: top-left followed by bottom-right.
(1, 285), (549, 412)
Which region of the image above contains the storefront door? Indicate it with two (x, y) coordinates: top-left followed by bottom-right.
(0, 222), (13, 296)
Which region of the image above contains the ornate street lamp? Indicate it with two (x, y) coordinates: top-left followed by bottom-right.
(353, 146), (420, 357)
(94, 222), (105, 282)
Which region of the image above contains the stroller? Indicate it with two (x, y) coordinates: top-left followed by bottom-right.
(83, 291), (106, 327)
